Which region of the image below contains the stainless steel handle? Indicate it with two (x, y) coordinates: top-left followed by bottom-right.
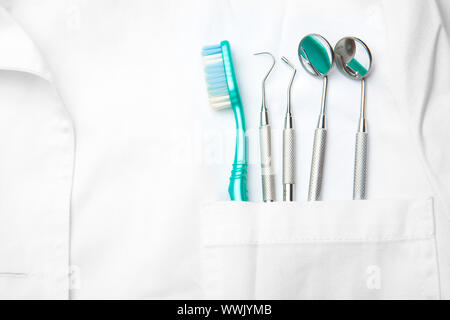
(283, 128), (295, 201)
(353, 131), (368, 200)
(308, 128), (327, 201)
(259, 124), (275, 202)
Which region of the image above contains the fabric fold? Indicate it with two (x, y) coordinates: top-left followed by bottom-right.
(0, 6), (51, 81)
(0, 4), (74, 299)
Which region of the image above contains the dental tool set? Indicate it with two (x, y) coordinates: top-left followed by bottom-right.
(254, 52), (276, 202)
(299, 34), (334, 201)
(281, 56), (297, 202)
(334, 37), (373, 200)
(201, 35), (372, 202)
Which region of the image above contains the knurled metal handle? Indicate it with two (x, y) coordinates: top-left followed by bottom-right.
(259, 125), (275, 202)
(353, 131), (368, 200)
(283, 128), (296, 185)
(308, 128), (327, 201)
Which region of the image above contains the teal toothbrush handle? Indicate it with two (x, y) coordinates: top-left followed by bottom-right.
(220, 41), (248, 201)
(228, 104), (248, 201)
(229, 162), (248, 201)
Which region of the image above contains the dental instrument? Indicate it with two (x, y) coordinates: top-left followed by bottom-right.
(334, 37), (373, 200)
(201, 41), (248, 201)
(254, 52), (276, 202)
(281, 56), (297, 202)
(298, 34), (334, 201)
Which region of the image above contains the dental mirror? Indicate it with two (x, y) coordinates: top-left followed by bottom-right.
(334, 37), (372, 80)
(299, 34), (334, 77)
(334, 37), (373, 200)
(298, 34), (334, 201)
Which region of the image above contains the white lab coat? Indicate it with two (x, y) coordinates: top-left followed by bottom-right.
(0, 0), (449, 299)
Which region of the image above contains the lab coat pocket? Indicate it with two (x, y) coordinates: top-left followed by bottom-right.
(200, 198), (439, 299)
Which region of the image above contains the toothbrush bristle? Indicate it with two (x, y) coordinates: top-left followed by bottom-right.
(202, 44), (231, 111)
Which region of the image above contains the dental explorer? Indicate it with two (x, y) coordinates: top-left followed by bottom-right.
(281, 56), (297, 202)
(254, 52), (276, 202)
(298, 34), (334, 201)
(334, 37), (373, 200)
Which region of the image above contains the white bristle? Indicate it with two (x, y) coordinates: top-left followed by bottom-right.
(209, 95), (230, 103)
(203, 54), (223, 65)
(208, 94), (231, 110)
(202, 50), (232, 110)
(210, 101), (231, 110)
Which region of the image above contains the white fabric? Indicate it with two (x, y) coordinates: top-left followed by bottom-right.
(202, 199), (438, 299)
(0, 0), (449, 299)
(0, 5), (73, 299)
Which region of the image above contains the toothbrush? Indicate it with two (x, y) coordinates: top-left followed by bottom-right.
(201, 41), (248, 201)
(254, 52), (276, 202)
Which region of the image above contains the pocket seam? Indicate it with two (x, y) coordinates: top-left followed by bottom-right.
(0, 272), (28, 278)
(202, 198), (434, 246)
(204, 236), (435, 247)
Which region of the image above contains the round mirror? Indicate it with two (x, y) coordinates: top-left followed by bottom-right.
(334, 37), (372, 80)
(298, 34), (334, 77)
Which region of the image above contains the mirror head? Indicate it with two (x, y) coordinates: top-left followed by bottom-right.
(334, 37), (372, 80)
(298, 34), (334, 77)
